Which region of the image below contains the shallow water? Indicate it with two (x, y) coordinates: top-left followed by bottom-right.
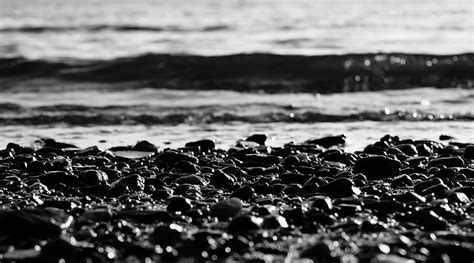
(0, 87), (472, 150)
(1, 0), (473, 59)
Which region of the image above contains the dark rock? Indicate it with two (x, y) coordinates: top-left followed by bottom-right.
(447, 192), (470, 203)
(310, 196), (333, 212)
(300, 242), (335, 261)
(172, 160), (200, 173)
(211, 169), (236, 187)
(115, 210), (172, 223)
(306, 135), (346, 148)
(78, 208), (112, 222)
(156, 151), (198, 165)
(363, 145), (387, 155)
(391, 174), (413, 187)
(282, 155), (300, 167)
(245, 134), (267, 146)
(0, 208), (72, 242)
(133, 140), (159, 152)
(42, 200), (78, 211)
(39, 171), (79, 187)
(395, 144), (418, 156)
(80, 169), (109, 186)
(237, 154), (282, 165)
(40, 238), (77, 262)
(167, 196), (192, 212)
(173, 184), (202, 197)
(420, 183), (450, 197)
(464, 145), (474, 159)
(228, 214), (261, 234)
(318, 178), (361, 198)
(175, 174), (205, 185)
(115, 174), (145, 191)
(353, 155), (401, 180)
(262, 214), (289, 229)
(210, 198), (243, 219)
(415, 210), (449, 231)
(185, 139), (216, 151)
(428, 156), (465, 168)
(151, 224), (183, 246)
(231, 185), (255, 200)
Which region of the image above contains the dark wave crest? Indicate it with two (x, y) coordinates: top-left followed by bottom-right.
(0, 24), (231, 33)
(1, 53), (473, 93)
(0, 102), (472, 126)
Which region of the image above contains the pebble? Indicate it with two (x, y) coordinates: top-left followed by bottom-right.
(0, 134), (472, 262)
(353, 155), (402, 180)
(167, 196), (193, 212)
(228, 214), (262, 234)
(428, 156), (465, 168)
(185, 139), (216, 151)
(80, 169), (109, 186)
(245, 134), (267, 146)
(318, 178), (361, 198)
(210, 197), (243, 219)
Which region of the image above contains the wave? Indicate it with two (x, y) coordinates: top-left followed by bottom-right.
(0, 102), (472, 126)
(0, 24), (231, 33)
(1, 53), (473, 93)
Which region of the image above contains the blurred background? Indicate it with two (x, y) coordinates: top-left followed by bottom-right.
(0, 0), (473, 149)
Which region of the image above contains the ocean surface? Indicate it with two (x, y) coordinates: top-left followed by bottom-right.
(0, 0), (473, 150)
(0, 0), (473, 59)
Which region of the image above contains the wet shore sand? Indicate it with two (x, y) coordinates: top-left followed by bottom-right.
(0, 134), (473, 262)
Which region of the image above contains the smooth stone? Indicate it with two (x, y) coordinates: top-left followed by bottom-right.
(420, 183), (449, 197)
(447, 192), (470, 203)
(415, 210), (449, 231)
(245, 134), (267, 146)
(115, 174), (145, 191)
(428, 156), (465, 168)
(210, 197), (243, 219)
(310, 196), (333, 212)
(364, 145), (387, 155)
(156, 151), (198, 164)
(39, 171), (79, 187)
(167, 196), (192, 212)
(282, 155), (300, 167)
(40, 238), (77, 262)
(80, 169), (108, 186)
(133, 140), (159, 152)
(172, 161), (200, 173)
(395, 144), (418, 156)
(391, 174), (413, 187)
(0, 208), (72, 242)
(151, 224), (183, 246)
(228, 214), (262, 234)
(78, 207), (112, 222)
(464, 145), (474, 159)
(237, 154), (282, 165)
(317, 178), (361, 198)
(185, 139), (215, 151)
(231, 185), (255, 200)
(36, 138), (78, 149)
(262, 214), (289, 229)
(42, 200), (78, 211)
(175, 175), (205, 185)
(305, 134), (346, 148)
(353, 155), (401, 180)
(113, 150), (154, 159)
(211, 169), (236, 187)
(115, 210), (172, 223)
(300, 242), (334, 261)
